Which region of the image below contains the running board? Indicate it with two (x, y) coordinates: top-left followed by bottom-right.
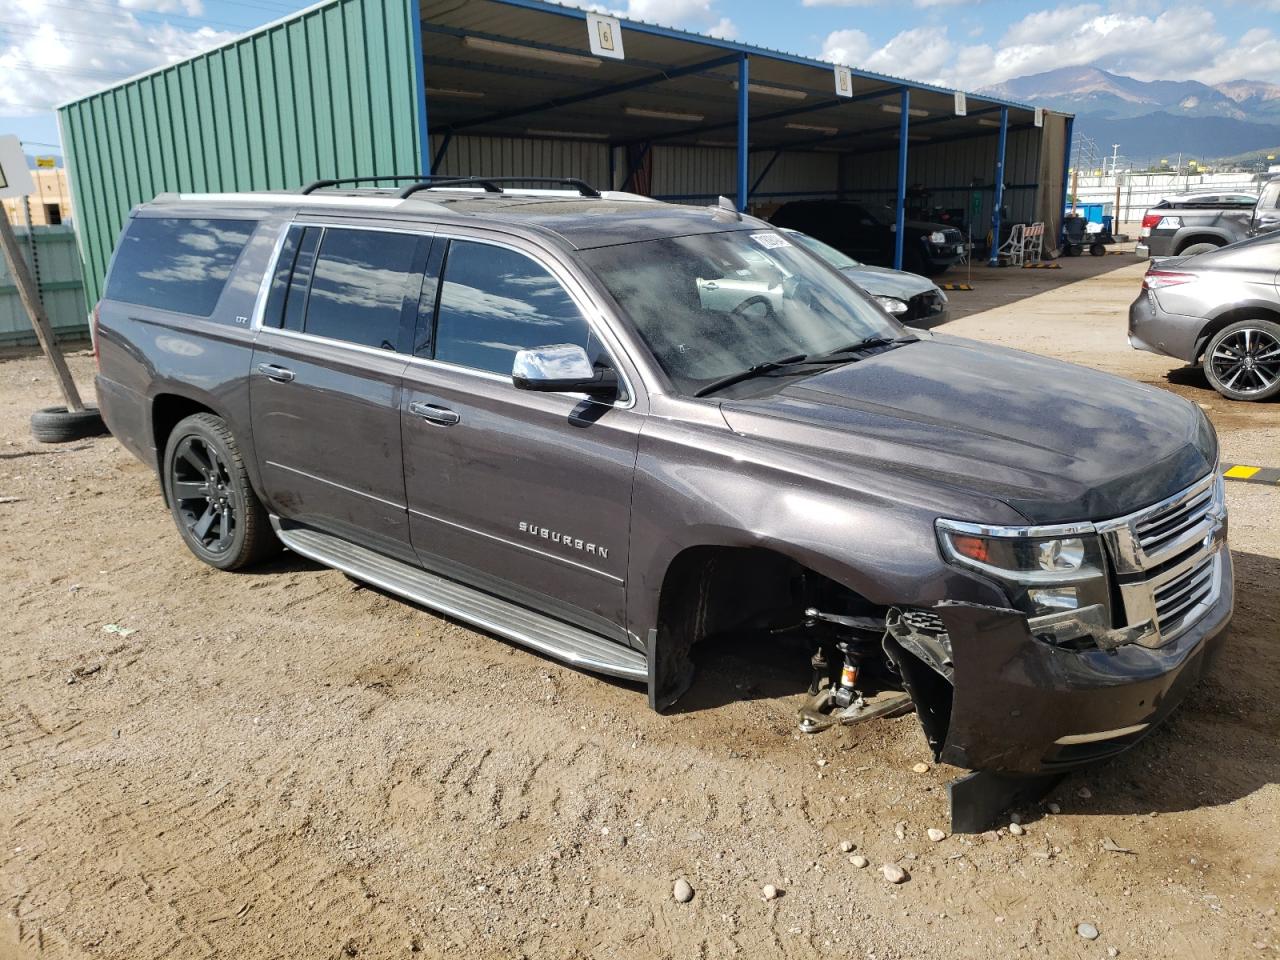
(270, 518), (648, 682)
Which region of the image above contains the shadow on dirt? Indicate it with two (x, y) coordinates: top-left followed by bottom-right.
(672, 629), (814, 714)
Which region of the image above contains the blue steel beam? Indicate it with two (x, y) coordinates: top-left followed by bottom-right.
(410, 1), (432, 174)
(616, 88), (897, 147)
(750, 150), (781, 196)
(894, 88), (909, 271)
(432, 132), (453, 173)
(438, 52), (741, 133)
(988, 105), (1009, 267)
(737, 54), (749, 211)
(755, 104), (1001, 153)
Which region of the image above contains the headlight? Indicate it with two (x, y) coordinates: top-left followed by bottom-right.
(874, 295), (908, 315)
(928, 231), (947, 244)
(936, 519), (1112, 622)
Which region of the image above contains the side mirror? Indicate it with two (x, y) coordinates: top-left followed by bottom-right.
(512, 344), (618, 398)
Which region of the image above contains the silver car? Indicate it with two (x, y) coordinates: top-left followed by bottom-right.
(785, 229), (949, 326)
(1129, 231), (1280, 401)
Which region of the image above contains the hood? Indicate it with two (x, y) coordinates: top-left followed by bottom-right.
(840, 264), (938, 300)
(905, 219), (956, 235)
(719, 336), (1216, 524)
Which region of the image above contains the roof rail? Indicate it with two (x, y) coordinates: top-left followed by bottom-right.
(398, 176), (602, 199)
(300, 174), (430, 194)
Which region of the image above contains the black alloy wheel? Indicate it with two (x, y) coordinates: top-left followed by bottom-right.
(163, 412), (279, 569)
(1204, 320), (1280, 402)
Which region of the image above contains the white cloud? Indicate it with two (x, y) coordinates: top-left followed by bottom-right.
(818, 3), (1280, 90)
(118, 0), (204, 15)
(707, 17), (738, 40)
(0, 0), (235, 116)
(801, 0), (881, 7)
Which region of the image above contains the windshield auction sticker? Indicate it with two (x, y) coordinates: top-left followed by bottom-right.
(750, 232), (791, 249)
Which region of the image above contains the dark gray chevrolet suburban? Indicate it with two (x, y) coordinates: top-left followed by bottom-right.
(94, 177), (1233, 808)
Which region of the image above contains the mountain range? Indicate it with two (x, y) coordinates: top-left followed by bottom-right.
(979, 67), (1280, 162)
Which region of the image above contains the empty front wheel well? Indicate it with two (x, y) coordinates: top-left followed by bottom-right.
(650, 545), (880, 710)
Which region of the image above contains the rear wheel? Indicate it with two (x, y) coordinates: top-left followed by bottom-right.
(162, 413), (279, 569)
(1178, 242), (1220, 257)
(1203, 319), (1280, 402)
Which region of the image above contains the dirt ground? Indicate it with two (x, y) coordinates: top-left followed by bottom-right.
(2, 251), (1278, 960)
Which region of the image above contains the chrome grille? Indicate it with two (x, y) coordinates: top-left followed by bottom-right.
(1153, 552), (1217, 637)
(1097, 472), (1227, 648)
(1135, 484), (1216, 557)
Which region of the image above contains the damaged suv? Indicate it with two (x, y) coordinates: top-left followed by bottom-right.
(94, 177), (1232, 822)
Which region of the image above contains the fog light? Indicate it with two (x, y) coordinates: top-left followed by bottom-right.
(1029, 587), (1079, 612)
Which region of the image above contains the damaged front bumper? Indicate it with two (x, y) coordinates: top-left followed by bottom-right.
(886, 545), (1233, 775)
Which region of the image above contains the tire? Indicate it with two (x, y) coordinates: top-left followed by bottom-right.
(1202, 319), (1280, 402)
(1090, 242), (1106, 256)
(1178, 242), (1220, 258)
(30, 405), (108, 443)
(162, 412), (280, 570)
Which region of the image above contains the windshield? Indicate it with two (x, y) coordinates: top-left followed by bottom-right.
(579, 228), (904, 396)
(784, 230), (863, 269)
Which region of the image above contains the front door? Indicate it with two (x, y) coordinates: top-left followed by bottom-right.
(399, 233), (643, 643)
(250, 222), (431, 561)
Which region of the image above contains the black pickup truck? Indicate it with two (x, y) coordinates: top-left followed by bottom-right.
(1137, 181), (1280, 258)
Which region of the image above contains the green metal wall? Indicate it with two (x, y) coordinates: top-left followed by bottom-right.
(58, 0), (426, 308)
(0, 227), (87, 345)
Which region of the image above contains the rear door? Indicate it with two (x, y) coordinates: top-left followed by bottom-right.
(399, 231), (644, 643)
(1253, 182), (1280, 237)
(250, 220), (432, 561)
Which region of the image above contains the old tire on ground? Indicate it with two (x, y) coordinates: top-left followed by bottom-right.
(30, 405), (108, 443)
(1203, 318), (1280, 402)
(162, 412), (280, 570)
(1178, 242), (1220, 258)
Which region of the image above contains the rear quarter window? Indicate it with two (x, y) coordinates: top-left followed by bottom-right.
(105, 217), (255, 316)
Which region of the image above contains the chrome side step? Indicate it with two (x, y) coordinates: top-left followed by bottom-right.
(270, 518), (648, 682)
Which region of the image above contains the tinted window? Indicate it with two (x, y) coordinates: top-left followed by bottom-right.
(281, 227), (321, 333)
(303, 229), (420, 350)
(105, 217), (254, 316)
(432, 240), (594, 375)
(1261, 183), (1280, 210)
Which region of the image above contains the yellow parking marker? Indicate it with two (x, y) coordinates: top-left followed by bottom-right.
(1224, 465), (1261, 480)
(939, 283), (973, 291)
(1022, 262), (1062, 269)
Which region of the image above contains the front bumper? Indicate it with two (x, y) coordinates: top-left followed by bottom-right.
(911, 546), (1232, 775)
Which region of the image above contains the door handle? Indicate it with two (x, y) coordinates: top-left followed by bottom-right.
(409, 401), (460, 426)
(256, 363), (295, 383)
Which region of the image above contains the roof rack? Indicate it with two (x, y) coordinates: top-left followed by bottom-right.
(397, 176), (602, 200)
(300, 174), (432, 194)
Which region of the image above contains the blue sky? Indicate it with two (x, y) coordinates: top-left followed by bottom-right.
(1, 0), (1272, 157)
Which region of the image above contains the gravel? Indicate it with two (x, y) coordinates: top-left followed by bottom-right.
(1078, 923), (1100, 941)
(673, 879), (693, 903)
(881, 864), (908, 885)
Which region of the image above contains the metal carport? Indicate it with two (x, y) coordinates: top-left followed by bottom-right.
(58, 0), (1070, 307)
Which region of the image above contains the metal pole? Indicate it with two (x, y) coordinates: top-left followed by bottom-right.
(736, 53), (749, 212)
(411, 8), (432, 174)
(988, 105), (1009, 267)
(1058, 115), (1074, 236)
(0, 205), (83, 411)
(893, 87), (909, 271)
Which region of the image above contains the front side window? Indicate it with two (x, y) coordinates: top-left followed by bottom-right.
(579, 228), (906, 396)
(303, 228), (421, 350)
(105, 217), (254, 316)
(432, 239), (596, 375)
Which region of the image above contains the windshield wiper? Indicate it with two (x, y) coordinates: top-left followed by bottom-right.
(810, 335), (916, 361)
(693, 354), (810, 397)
